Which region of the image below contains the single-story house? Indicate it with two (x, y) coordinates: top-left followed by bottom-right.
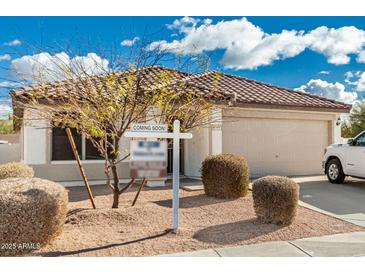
(11, 66), (351, 186)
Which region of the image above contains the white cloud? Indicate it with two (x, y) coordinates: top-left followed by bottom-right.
(353, 72), (365, 92)
(0, 103), (11, 119)
(344, 71), (358, 85)
(221, 29), (306, 69)
(345, 71), (354, 79)
(150, 18), (262, 54)
(11, 52), (109, 82)
(0, 54), (11, 61)
(150, 18), (305, 70)
(120, 36), (140, 47)
(204, 18), (212, 25)
(344, 71), (365, 92)
(305, 26), (365, 65)
(0, 81), (22, 88)
(319, 70), (330, 75)
(295, 79), (357, 104)
(149, 17), (365, 70)
(356, 51), (365, 63)
(166, 16), (200, 33)
(4, 39), (22, 46)
(70, 53), (109, 75)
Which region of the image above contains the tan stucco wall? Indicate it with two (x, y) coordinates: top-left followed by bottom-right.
(30, 161), (130, 182)
(20, 107), (131, 182)
(0, 144), (21, 164)
(183, 108), (223, 178)
(20, 106), (345, 181)
(184, 127), (211, 177)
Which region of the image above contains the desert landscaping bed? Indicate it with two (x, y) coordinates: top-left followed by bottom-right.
(34, 184), (364, 257)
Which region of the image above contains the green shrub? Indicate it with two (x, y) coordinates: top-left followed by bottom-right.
(252, 176), (299, 225)
(0, 162), (34, 180)
(0, 177), (68, 256)
(201, 153), (249, 199)
(0, 117), (14, 134)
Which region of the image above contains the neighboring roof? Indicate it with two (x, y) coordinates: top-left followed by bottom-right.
(11, 66), (351, 121)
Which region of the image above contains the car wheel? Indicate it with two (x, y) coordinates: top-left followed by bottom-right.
(326, 159), (345, 184)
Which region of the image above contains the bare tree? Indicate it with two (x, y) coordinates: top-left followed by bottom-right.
(12, 38), (224, 208)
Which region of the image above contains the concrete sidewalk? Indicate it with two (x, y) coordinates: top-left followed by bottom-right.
(161, 231), (365, 257)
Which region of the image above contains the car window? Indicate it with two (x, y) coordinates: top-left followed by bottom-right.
(355, 133), (365, 146)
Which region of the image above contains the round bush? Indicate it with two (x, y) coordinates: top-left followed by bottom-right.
(201, 153), (249, 199)
(252, 176), (299, 225)
(0, 177), (68, 256)
(0, 162), (34, 180)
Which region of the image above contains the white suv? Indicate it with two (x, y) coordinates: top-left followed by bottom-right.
(323, 130), (365, 184)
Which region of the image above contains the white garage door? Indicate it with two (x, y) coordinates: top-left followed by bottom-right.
(222, 118), (329, 177)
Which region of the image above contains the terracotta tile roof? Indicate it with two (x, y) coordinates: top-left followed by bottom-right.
(11, 66), (189, 101)
(184, 71), (351, 111)
(11, 66), (351, 114)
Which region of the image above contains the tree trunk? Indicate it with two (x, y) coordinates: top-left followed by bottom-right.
(111, 163), (120, 208)
(112, 191), (119, 208)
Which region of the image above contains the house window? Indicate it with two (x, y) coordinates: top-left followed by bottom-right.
(52, 127), (105, 161)
(85, 138), (104, 160)
(52, 127), (82, 160)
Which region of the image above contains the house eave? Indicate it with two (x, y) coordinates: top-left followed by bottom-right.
(228, 102), (351, 114)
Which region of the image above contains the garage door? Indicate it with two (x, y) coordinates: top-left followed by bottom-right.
(222, 118), (329, 177)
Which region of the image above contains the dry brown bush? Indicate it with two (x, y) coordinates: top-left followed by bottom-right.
(252, 176), (299, 225)
(0, 162), (34, 180)
(0, 177), (68, 256)
(201, 153), (249, 199)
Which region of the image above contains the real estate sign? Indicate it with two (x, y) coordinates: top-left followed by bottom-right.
(124, 120), (193, 231)
(130, 140), (167, 178)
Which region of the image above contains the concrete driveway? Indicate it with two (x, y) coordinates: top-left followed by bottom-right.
(294, 176), (365, 227)
(180, 176), (365, 227)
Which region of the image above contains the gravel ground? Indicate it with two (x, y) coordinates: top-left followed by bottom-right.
(34, 184), (363, 257)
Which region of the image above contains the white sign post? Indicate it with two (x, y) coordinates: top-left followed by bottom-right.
(124, 120), (192, 231)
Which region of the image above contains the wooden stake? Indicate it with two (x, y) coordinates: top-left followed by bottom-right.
(131, 178), (147, 206)
(66, 128), (96, 209)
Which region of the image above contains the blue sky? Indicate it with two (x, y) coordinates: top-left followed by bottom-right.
(1, 16), (365, 118)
